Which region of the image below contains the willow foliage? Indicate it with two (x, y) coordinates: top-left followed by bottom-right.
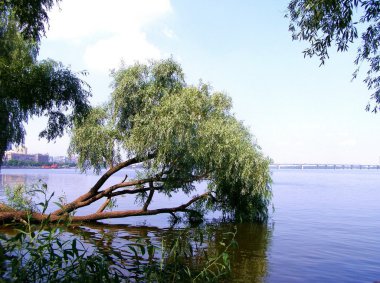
(0, 1), (90, 160)
(70, 59), (272, 222)
(288, 0), (380, 112)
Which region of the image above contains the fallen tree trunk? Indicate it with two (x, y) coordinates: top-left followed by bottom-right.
(0, 192), (211, 225)
(51, 153), (157, 216)
(0, 149), (212, 226)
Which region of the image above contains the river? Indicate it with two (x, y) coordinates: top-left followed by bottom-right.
(0, 168), (379, 282)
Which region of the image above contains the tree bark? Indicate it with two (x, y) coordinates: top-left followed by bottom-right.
(51, 176), (158, 216)
(0, 193), (210, 224)
(142, 181), (155, 211)
(0, 154), (211, 225)
(51, 153), (156, 216)
(96, 198), (111, 213)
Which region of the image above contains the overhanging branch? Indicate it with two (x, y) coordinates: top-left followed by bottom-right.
(52, 176), (159, 215)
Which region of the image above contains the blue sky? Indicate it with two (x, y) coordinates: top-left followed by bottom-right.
(25, 0), (380, 164)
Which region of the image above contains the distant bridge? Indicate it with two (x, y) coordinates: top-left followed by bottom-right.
(270, 164), (380, 170)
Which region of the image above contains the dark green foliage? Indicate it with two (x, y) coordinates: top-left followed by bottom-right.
(0, 229), (122, 283)
(0, 224), (235, 283)
(0, 0), (59, 42)
(0, 1), (91, 161)
(287, 0), (380, 112)
(212, 178), (272, 223)
(143, 228), (236, 283)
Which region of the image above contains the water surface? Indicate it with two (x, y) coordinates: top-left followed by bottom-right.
(0, 168), (379, 282)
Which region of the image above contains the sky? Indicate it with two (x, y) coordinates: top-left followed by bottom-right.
(24, 0), (380, 164)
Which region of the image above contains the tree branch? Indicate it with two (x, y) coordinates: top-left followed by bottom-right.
(142, 181), (155, 211)
(51, 169), (157, 216)
(121, 174), (128, 183)
(89, 152), (155, 194)
(108, 185), (165, 198)
(51, 161), (207, 217)
(67, 192), (211, 222)
(0, 192), (211, 224)
(96, 197), (111, 213)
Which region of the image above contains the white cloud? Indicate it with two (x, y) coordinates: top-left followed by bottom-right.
(162, 27), (175, 38)
(339, 139), (357, 147)
(84, 33), (161, 71)
(46, 0), (172, 72)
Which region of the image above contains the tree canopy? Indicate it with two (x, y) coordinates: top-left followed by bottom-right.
(0, 0), (59, 42)
(287, 0), (380, 112)
(66, 59), (272, 222)
(0, 0), (91, 160)
(0, 59), (272, 224)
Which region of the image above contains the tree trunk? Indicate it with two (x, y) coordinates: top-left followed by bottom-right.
(0, 193), (210, 225)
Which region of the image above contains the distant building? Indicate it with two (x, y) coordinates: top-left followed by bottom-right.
(68, 155), (78, 164)
(49, 155), (77, 164)
(34, 153), (49, 163)
(51, 156), (67, 164)
(4, 152), (35, 162)
(16, 146), (27, 154)
(3, 146), (49, 163)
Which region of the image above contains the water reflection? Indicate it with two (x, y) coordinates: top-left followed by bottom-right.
(0, 173), (49, 191)
(209, 223), (273, 283)
(0, 174), (27, 187)
(0, 174), (26, 200)
(0, 170), (273, 282)
(66, 222), (273, 282)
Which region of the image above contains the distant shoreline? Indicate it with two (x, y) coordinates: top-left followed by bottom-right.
(0, 166), (77, 170)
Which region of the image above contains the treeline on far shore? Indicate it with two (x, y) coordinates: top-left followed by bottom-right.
(1, 160), (77, 168)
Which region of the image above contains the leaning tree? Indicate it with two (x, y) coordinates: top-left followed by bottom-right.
(0, 59), (272, 224)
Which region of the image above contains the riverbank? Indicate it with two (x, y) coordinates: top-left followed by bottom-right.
(0, 166), (76, 170)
